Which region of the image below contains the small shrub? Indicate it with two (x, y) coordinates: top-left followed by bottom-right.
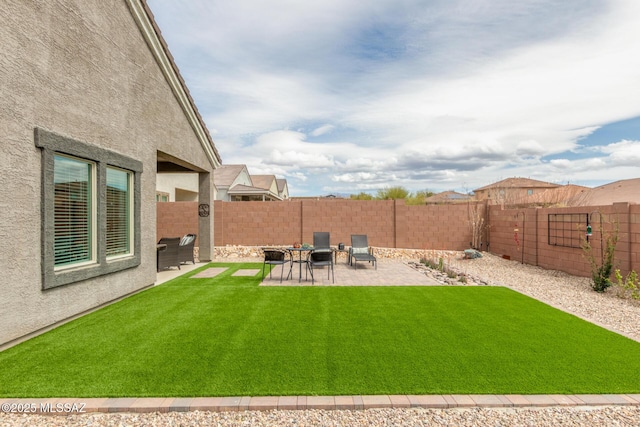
(581, 220), (618, 293)
(420, 258), (439, 270)
(615, 269), (640, 300)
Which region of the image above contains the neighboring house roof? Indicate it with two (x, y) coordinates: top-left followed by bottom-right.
(214, 167), (289, 200)
(135, 0), (221, 168)
(567, 178), (640, 206)
(474, 177), (561, 192)
(511, 184), (590, 207)
(425, 191), (472, 204)
(251, 174), (281, 200)
(276, 178), (288, 196)
(227, 184), (270, 195)
(214, 164), (251, 189)
(251, 175), (277, 190)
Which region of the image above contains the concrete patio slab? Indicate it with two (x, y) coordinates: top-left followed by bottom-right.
(260, 259), (440, 286)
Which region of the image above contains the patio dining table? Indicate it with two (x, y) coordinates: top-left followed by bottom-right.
(287, 246), (313, 282)
(287, 246), (338, 282)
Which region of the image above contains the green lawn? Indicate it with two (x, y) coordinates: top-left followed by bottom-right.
(1, 262), (640, 397)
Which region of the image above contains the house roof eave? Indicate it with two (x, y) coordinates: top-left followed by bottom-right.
(128, 0), (222, 169)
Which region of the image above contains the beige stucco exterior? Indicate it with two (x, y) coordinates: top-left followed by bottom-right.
(0, 0), (219, 347)
(156, 173), (200, 201)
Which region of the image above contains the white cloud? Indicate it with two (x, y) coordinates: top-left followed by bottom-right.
(147, 0), (640, 195)
(310, 124), (335, 137)
(599, 140), (640, 167)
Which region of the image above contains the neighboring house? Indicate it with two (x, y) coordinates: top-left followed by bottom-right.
(1, 0), (221, 348)
(248, 175), (283, 201)
(213, 164), (254, 201)
(567, 178), (640, 206)
(473, 178), (561, 205)
(424, 191), (472, 204)
(510, 184), (590, 208)
(160, 167), (291, 202)
(276, 178), (290, 200)
(213, 165), (287, 201)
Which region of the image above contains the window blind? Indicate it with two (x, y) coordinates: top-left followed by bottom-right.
(54, 155), (92, 267)
(106, 167), (131, 257)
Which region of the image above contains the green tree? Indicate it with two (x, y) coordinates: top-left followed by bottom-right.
(406, 189), (434, 205)
(350, 192), (373, 200)
(415, 189), (434, 199)
(376, 186), (410, 200)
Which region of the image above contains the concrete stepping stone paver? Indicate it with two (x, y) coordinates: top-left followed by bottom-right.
(232, 269), (260, 277)
(190, 268), (227, 278)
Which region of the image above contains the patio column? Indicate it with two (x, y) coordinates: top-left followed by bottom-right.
(198, 171), (213, 261)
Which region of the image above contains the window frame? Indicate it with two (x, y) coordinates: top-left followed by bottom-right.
(53, 153), (98, 270)
(36, 128), (143, 290)
(106, 166), (134, 260)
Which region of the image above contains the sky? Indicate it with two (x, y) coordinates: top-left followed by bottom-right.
(146, 0), (640, 197)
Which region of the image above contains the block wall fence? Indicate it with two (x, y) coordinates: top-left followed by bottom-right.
(157, 200), (640, 278)
(488, 202), (639, 277)
(156, 201), (200, 247)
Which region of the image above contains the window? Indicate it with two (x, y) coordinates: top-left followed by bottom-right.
(36, 128), (143, 289)
(54, 155), (96, 268)
(107, 167), (132, 258)
(527, 189), (534, 195)
(156, 192), (169, 202)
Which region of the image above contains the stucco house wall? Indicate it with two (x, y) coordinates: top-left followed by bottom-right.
(156, 173), (199, 201)
(0, 0), (218, 347)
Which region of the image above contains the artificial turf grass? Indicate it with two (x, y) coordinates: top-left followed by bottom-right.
(1, 262), (640, 397)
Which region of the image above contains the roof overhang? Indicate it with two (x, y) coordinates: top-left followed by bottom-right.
(127, 0), (222, 170)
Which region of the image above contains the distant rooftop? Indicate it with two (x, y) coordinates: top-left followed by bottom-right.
(567, 178), (640, 206)
(474, 177), (561, 192)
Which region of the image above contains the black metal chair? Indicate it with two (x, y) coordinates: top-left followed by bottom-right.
(306, 249), (334, 284)
(350, 234), (377, 270)
(178, 233), (197, 264)
(157, 237), (181, 271)
(261, 248), (292, 283)
(313, 231), (330, 250)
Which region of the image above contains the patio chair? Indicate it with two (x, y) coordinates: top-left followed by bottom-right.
(178, 233), (197, 264)
(261, 248), (292, 283)
(313, 231), (331, 250)
(350, 234), (377, 270)
(157, 237), (181, 272)
(306, 249), (334, 284)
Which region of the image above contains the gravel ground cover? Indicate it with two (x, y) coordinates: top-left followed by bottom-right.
(3, 406), (640, 426)
(3, 252), (640, 426)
